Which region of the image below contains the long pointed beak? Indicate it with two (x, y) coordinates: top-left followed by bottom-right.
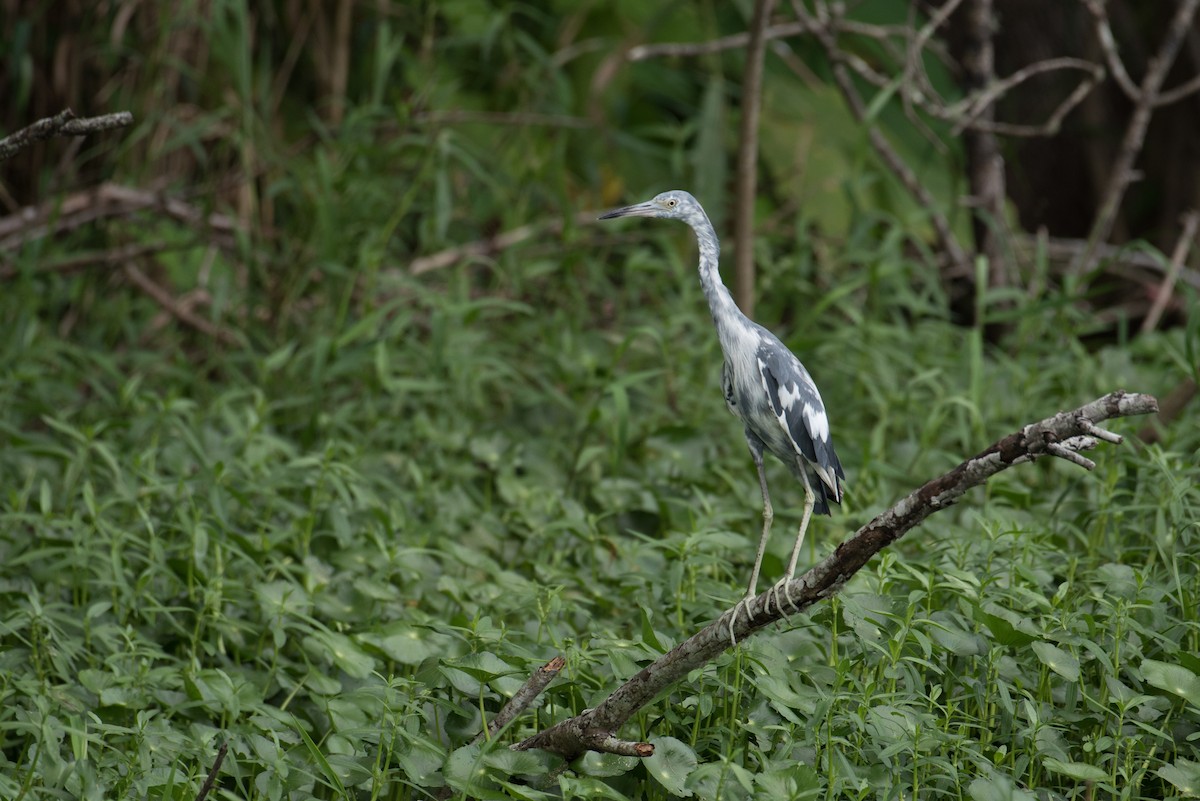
(598, 201), (657, 220)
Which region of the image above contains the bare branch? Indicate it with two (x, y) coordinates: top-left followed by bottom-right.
(406, 210), (599, 276)
(0, 109), (134, 161)
(195, 739), (228, 801)
(473, 657), (565, 746)
(413, 110), (591, 129)
(628, 22), (811, 61)
(946, 0), (1009, 289)
(733, 0), (777, 317)
(0, 241), (180, 280)
(1045, 440), (1097, 470)
(947, 58), (1104, 137)
(123, 263), (240, 346)
(1140, 210), (1199, 334)
(0, 183), (240, 252)
(1082, 0), (1141, 101)
(513, 391), (1157, 760)
(1074, 0), (1200, 276)
(791, 0), (971, 274)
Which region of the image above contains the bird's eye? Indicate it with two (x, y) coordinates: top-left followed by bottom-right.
(666, 199), (677, 207)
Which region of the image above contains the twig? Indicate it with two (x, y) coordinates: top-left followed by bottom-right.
(0, 241), (179, 280)
(195, 739), (227, 801)
(793, 0), (971, 275)
(628, 22), (811, 61)
(406, 210), (598, 275)
(1011, 233), (1200, 290)
(413, 110), (591, 129)
(1140, 210), (1199, 334)
(0, 183), (240, 252)
(733, 0), (777, 317)
(1082, 0), (1141, 100)
(1073, 0), (1200, 276)
(513, 391), (1157, 760)
(471, 656), (565, 746)
(123, 263), (240, 345)
(0, 109), (134, 161)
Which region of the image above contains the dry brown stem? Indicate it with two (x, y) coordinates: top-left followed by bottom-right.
(0, 109), (134, 161)
(0, 183), (239, 252)
(1140, 210), (1199, 334)
(1074, 0), (1200, 276)
(732, 0), (777, 317)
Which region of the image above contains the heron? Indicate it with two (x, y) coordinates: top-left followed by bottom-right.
(599, 190), (845, 639)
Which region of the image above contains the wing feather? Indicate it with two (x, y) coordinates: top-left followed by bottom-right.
(755, 342), (845, 502)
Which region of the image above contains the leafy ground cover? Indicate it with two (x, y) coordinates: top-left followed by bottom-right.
(2, 206), (1198, 799)
(3, 3), (1200, 799)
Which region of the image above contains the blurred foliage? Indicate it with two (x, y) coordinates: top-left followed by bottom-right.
(1, 1), (1199, 800)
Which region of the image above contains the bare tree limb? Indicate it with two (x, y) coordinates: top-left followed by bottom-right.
(406, 210), (599, 275)
(0, 109), (134, 162)
(194, 739), (228, 801)
(123, 263), (240, 346)
(792, 0), (972, 275)
(1140, 210), (1199, 334)
(1082, 0), (1141, 101)
(1011, 233), (1200, 290)
(473, 657), (565, 746)
(733, 0), (777, 317)
(1073, 0), (1200, 276)
(0, 183), (240, 252)
(946, 0), (1009, 289)
(513, 391), (1157, 760)
(0, 241), (180, 280)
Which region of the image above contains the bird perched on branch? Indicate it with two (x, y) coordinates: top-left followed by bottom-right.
(600, 190), (844, 639)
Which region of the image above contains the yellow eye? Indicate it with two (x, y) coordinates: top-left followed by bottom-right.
(667, 199), (677, 207)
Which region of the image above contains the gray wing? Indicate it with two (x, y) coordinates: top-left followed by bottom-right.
(755, 340), (845, 502)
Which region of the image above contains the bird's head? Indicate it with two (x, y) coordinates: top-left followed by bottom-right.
(599, 190), (703, 223)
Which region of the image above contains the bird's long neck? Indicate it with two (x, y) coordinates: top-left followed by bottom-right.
(687, 210), (745, 333)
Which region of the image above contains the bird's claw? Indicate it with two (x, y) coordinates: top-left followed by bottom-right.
(766, 577), (799, 619)
(727, 597), (754, 646)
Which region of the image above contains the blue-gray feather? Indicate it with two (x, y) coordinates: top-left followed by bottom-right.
(599, 188), (845, 513)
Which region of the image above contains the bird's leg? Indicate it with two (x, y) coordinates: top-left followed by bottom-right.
(771, 470), (816, 615)
(729, 454), (773, 645)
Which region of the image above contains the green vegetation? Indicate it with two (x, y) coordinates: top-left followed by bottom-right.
(2, 2), (1199, 799)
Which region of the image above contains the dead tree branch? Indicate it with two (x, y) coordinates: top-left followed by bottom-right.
(0, 183), (240, 253)
(1074, 0), (1200, 276)
(792, 0), (972, 275)
(123, 263), (240, 346)
(406, 210), (598, 275)
(1141, 210), (1199, 334)
(513, 391), (1157, 760)
(732, 0), (777, 317)
(0, 109), (134, 162)
(473, 657), (565, 746)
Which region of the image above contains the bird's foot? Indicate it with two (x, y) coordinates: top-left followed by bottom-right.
(766, 576), (799, 619)
(727, 596), (754, 646)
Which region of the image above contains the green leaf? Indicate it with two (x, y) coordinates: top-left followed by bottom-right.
(968, 775), (1038, 801)
(1042, 758), (1106, 782)
(644, 736), (697, 797)
(1157, 758), (1200, 796)
(973, 603), (1038, 646)
(1032, 642), (1080, 682)
(1141, 659), (1200, 704)
(398, 738), (446, 787)
(303, 631), (377, 679)
(577, 751), (639, 778)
